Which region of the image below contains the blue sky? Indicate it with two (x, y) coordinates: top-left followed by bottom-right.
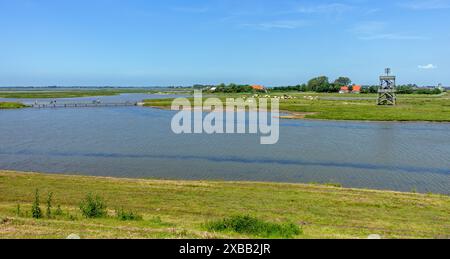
(0, 0), (449, 86)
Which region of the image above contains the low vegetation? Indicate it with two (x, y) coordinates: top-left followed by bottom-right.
(0, 88), (153, 99)
(144, 92), (450, 122)
(79, 193), (108, 219)
(116, 208), (143, 221)
(206, 215), (301, 238)
(0, 102), (27, 109)
(0, 171), (449, 239)
(31, 189), (42, 219)
(14, 188), (143, 225)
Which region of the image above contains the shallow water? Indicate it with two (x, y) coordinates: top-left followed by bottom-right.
(0, 93), (161, 105)
(1, 94), (449, 194)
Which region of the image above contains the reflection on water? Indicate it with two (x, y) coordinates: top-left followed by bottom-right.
(0, 93), (167, 105)
(0, 94), (449, 194)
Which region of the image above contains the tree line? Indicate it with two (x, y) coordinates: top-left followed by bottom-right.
(274, 77), (444, 94)
(273, 76), (351, 93)
(193, 77), (444, 95)
(361, 84), (443, 94)
(194, 83), (255, 93)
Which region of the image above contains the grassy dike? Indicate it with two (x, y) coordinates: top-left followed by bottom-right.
(0, 89), (153, 99)
(143, 92), (450, 122)
(0, 171), (449, 239)
(0, 102), (27, 109)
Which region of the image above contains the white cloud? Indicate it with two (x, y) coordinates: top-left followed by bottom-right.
(295, 3), (353, 13)
(352, 21), (428, 41)
(401, 0), (450, 10)
(171, 6), (209, 13)
(359, 34), (427, 40)
(241, 20), (308, 30)
(418, 64), (437, 69)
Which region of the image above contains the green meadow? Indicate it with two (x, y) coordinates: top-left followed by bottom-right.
(2, 88), (449, 122)
(144, 92), (450, 122)
(0, 171), (449, 239)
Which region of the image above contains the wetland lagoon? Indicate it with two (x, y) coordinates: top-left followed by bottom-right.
(1, 93), (449, 194)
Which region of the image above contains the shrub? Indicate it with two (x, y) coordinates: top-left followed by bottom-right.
(79, 193), (107, 218)
(151, 216), (162, 224)
(31, 189), (42, 219)
(148, 216), (174, 227)
(206, 215), (302, 238)
(55, 205), (63, 216)
(46, 192), (53, 218)
(116, 208), (142, 221)
(16, 204), (22, 217)
(68, 214), (78, 221)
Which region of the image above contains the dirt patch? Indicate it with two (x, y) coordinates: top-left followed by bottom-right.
(0, 217), (12, 225)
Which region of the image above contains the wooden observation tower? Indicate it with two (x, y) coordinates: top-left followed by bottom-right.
(378, 68), (397, 105)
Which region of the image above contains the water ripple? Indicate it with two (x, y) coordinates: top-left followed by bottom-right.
(1, 150), (449, 176)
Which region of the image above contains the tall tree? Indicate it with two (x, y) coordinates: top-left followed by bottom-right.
(334, 77), (352, 86)
(308, 76), (330, 92)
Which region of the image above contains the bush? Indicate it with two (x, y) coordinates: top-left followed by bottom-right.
(116, 208), (142, 221)
(79, 193), (107, 218)
(68, 214), (78, 221)
(206, 215), (302, 238)
(31, 189), (42, 219)
(415, 88), (442, 95)
(16, 204), (22, 217)
(55, 205), (63, 216)
(46, 192), (53, 218)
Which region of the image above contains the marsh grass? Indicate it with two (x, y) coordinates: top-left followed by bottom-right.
(54, 205), (64, 216)
(206, 215), (302, 238)
(143, 92), (450, 122)
(1, 171), (449, 239)
(0, 89), (152, 99)
(116, 208), (143, 221)
(16, 204), (22, 217)
(0, 102), (27, 109)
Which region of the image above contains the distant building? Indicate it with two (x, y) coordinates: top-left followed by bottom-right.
(340, 85), (361, 94)
(352, 85), (362, 93)
(251, 85), (267, 92)
(339, 86), (349, 94)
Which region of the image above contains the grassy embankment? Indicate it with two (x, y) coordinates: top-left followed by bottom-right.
(0, 171), (449, 239)
(0, 102), (27, 109)
(0, 88), (190, 109)
(0, 88), (154, 99)
(143, 92), (450, 122)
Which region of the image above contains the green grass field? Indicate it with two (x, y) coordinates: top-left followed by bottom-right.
(3, 89), (449, 122)
(144, 92), (450, 122)
(0, 102), (27, 109)
(1, 171), (449, 239)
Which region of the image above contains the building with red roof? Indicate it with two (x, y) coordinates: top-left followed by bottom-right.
(352, 85), (362, 93)
(251, 85), (268, 93)
(251, 85), (266, 91)
(340, 85), (361, 94)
